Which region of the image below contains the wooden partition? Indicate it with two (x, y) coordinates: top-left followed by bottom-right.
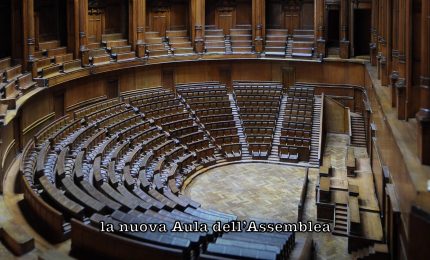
(324, 96), (350, 134)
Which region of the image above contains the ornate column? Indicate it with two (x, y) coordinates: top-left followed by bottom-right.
(416, 0), (430, 164)
(79, 0), (89, 66)
(396, 0), (407, 119)
(190, 0), (205, 54)
(339, 0), (349, 58)
(370, 0), (378, 65)
(23, 0), (36, 75)
(132, 0), (146, 57)
(390, 0), (400, 107)
(72, 0), (81, 59)
(252, 0), (265, 54)
(315, 0), (326, 58)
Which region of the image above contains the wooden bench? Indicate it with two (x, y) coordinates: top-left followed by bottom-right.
(348, 184), (359, 197)
(346, 147), (357, 177)
(319, 176), (331, 203)
(0, 221), (34, 255)
(249, 143), (271, 160)
(319, 165), (332, 177)
(39, 175), (85, 219)
(222, 144), (242, 161)
(62, 177), (107, 214)
(79, 180), (122, 212)
(348, 196), (361, 235)
(17, 73), (37, 93)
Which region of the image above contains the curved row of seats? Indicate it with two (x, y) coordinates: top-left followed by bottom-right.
(20, 83), (307, 259)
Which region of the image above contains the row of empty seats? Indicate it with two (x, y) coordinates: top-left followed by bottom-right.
(34, 40), (81, 78)
(21, 85), (300, 259)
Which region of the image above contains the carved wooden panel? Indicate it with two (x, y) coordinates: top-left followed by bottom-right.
(151, 10), (169, 36)
(88, 12), (103, 42)
(284, 7), (300, 32)
(216, 7), (235, 34)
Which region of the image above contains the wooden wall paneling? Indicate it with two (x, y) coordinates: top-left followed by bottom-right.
(133, 66), (162, 90)
(219, 66), (232, 92)
(20, 90), (53, 145)
(205, 0), (216, 26)
(53, 91), (65, 118)
(64, 77), (106, 108)
(170, 1), (188, 31)
(104, 0), (127, 35)
(106, 78), (120, 99)
(236, 0), (252, 25)
(301, 2), (315, 30)
(408, 206), (430, 259)
(162, 68), (175, 91)
(118, 68), (135, 92)
(284, 5), (300, 33)
(215, 3), (236, 34)
(231, 61), (272, 81)
(0, 123), (17, 192)
(35, 0), (58, 42)
(266, 1), (282, 29)
(282, 66), (295, 93)
(11, 0), (24, 64)
(147, 1), (170, 36)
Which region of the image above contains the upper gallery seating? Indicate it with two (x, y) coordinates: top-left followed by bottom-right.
(166, 30), (194, 56)
(87, 33), (136, 65)
(34, 40), (81, 78)
(0, 57), (37, 109)
(204, 26), (226, 54)
(233, 81), (283, 159)
(230, 25), (253, 53)
(278, 86), (315, 163)
(176, 82), (241, 160)
(291, 30), (315, 58)
(145, 32), (171, 58)
(265, 29), (289, 56)
(20, 84), (299, 259)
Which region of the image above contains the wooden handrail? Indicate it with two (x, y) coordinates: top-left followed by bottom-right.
(317, 93), (325, 164)
(347, 108), (352, 140)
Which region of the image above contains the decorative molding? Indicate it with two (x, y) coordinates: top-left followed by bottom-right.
(1, 140), (15, 169)
(22, 112), (55, 136)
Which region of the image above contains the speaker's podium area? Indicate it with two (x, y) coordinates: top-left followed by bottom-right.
(0, 0), (429, 259)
